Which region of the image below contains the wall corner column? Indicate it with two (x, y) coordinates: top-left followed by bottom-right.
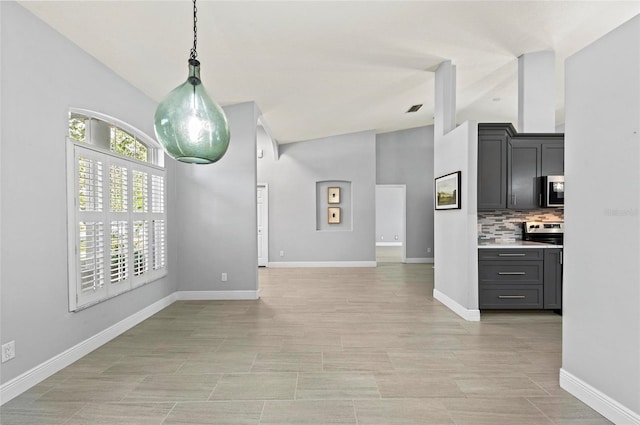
(434, 61), (457, 138)
(518, 50), (556, 133)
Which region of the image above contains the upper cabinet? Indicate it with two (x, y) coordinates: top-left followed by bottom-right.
(477, 124), (513, 210)
(478, 123), (564, 210)
(541, 142), (564, 176)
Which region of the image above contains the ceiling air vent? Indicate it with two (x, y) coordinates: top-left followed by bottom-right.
(406, 104), (423, 113)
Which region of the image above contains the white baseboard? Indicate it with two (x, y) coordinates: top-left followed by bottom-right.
(0, 293), (177, 406)
(433, 288), (481, 321)
(268, 261), (376, 268)
(560, 368), (640, 425)
(405, 257), (434, 264)
(175, 290), (260, 300)
(376, 242), (402, 247)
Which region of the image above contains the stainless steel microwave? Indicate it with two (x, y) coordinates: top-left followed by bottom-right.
(541, 175), (564, 207)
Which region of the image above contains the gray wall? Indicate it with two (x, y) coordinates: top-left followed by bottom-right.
(377, 126), (434, 261)
(257, 131), (376, 263)
(432, 121), (479, 314)
(563, 14), (640, 419)
(172, 102), (259, 291)
(0, 2), (176, 384)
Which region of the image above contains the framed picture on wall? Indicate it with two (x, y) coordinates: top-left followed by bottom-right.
(328, 207), (341, 224)
(328, 187), (341, 204)
(435, 171), (461, 210)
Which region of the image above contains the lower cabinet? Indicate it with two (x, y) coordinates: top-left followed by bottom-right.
(479, 285), (543, 309)
(543, 248), (563, 310)
(479, 248), (562, 310)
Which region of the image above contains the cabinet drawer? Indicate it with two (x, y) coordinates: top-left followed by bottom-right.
(479, 284), (543, 309)
(478, 249), (543, 261)
(479, 261), (543, 284)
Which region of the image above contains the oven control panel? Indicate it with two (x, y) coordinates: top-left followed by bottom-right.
(524, 221), (564, 234)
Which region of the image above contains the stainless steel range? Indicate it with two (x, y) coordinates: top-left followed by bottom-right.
(523, 221), (564, 246)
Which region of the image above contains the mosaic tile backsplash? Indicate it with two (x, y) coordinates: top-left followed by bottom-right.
(478, 209), (564, 241)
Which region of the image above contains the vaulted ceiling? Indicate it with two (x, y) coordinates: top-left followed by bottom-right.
(20, 1), (640, 143)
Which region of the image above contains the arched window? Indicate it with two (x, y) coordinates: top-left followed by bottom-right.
(66, 110), (166, 311)
(68, 110), (163, 166)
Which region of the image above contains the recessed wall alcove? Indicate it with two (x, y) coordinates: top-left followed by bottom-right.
(316, 180), (352, 231)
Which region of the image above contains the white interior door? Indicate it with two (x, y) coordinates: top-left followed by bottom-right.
(257, 185), (268, 266)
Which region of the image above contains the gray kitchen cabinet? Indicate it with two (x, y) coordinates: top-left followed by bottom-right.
(507, 136), (564, 209)
(508, 140), (541, 209)
(479, 247), (563, 310)
(543, 248), (563, 309)
(478, 248), (544, 309)
(478, 249), (543, 261)
(477, 123), (564, 210)
(477, 124), (513, 210)
(541, 142), (565, 176)
(479, 285), (544, 309)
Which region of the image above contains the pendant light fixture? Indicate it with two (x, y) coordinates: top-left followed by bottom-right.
(154, 0), (230, 164)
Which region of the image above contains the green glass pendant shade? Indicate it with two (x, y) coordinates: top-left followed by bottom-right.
(154, 59), (230, 164)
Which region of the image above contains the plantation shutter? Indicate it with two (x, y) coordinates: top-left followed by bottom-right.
(150, 174), (166, 272)
(70, 144), (166, 310)
(74, 149), (108, 307)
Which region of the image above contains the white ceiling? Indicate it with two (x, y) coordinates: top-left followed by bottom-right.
(19, 1), (640, 144)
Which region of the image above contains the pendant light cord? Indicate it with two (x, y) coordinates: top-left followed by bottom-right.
(189, 0), (198, 61)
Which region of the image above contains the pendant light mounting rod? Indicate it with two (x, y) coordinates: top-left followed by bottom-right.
(189, 0), (198, 60)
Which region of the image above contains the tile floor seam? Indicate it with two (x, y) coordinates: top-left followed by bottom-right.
(116, 378), (141, 404)
(158, 401), (178, 425)
(372, 376), (383, 399)
(249, 352), (259, 372)
(213, 338), (227, 354)
(528, 373), (555, 397)
(206, 373), (224, 401)
(257, 400), (267, 425)
(59, 401), (89, 425)
(524, 396), (557, 425)
(351, 399), (360, 425)
(32, 384), (59, 404)
(173, 358), (189, 376)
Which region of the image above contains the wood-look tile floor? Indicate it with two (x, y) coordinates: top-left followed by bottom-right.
(1, 264), (612, 425)
(375, 246), (402, 263)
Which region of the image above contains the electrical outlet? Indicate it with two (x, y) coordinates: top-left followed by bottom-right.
(221, 272), (228, 282)
(279, 250), (284, 257)
(427, 247), (432, 253)
(2, 341), (15, 363)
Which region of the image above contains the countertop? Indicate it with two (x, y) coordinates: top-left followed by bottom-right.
(478, 240), (563, 249)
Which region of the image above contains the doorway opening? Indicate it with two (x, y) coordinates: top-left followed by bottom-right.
(375, 185), (406, 263)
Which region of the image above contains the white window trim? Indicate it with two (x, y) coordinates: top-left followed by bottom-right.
(69, 107), (164, 167)
(66, 110), (167, 312)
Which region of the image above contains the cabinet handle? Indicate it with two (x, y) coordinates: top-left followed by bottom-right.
(539, 193), (542, 206)
(498, 295), (526, 299)
(498, 253), (526, 257)
(560, 251), (563, 265)
(498, 272), (526, 275)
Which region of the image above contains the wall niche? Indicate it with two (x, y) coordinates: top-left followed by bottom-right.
(316, 180), (352, 231)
